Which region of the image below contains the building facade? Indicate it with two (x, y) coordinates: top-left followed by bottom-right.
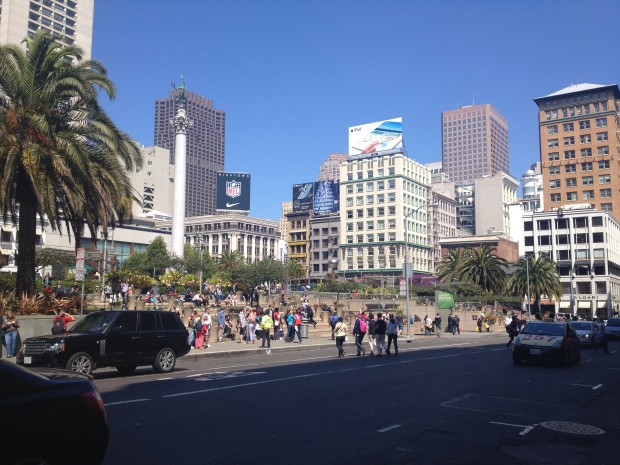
(286, 211), (311, 276)
(441, 103), (509, 186)
(0, 0), (94, 58)
(534, 83), (620, 223)
(280, 201), (292, 242)
(308, 215), (340, 279)
(158, 214), (278, 262)
(474, 171), (519, 236)
(339, 150), (433, 279)
(131, 146), (173, 219)
(522, 206), (620, 319)
(520, 162), (544, 213)
(317, 153), (349, 181)
(154, 89), (225, 217)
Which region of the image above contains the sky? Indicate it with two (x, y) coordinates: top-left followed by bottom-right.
(92, 0), (620, 222)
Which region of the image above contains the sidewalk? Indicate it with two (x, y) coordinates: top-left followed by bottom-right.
(183, 330), (505, 362)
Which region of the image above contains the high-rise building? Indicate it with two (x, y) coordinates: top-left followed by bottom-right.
(154, 89), (226, 217)
(441, 104), (509, 185)
(318, 153), (349, 181)
(0, 0), (95, 59)
(534, 83), (620, 222)
(130, 146), (173, 220)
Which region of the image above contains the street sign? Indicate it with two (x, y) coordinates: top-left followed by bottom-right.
(76, 248), (85, 260)
(75, 269), (85, 281)
(400, 279), (406, 296)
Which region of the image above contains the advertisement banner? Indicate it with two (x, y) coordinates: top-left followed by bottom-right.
(292, 182), (314, 212)
(348, 117), (403, 156)
(216, 172), (251, 211)
(313, 180), (340, 216)
(436, 290), (455, 309)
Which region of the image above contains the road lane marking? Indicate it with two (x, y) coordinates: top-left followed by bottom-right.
(378, 424), (401, 433)
(490, 421), (538, 436)
(104, 398), (151, 407)
(570, 383), (603, 390)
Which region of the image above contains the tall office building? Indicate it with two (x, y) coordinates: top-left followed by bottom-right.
(441, 104), (509, 185)
(0, 0), (95, 59)
(534, 83), (620, 222)
(318, 153), (349, 181)
(154, 89), (226, 217)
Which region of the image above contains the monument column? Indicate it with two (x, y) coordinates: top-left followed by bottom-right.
(170, 84), (192, 258)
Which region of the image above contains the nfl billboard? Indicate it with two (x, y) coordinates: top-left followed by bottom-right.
(348, 117), (403, 156)
(313, 180), (340, 216)
(292, 182), (314, 212)
(216, 172), (251, 211)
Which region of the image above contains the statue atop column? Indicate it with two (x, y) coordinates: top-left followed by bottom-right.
(171, 79), (186, 107)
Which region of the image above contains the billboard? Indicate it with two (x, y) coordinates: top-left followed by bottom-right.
(313, 180), (340, 216)
(436, 290), (455, 309)
(216, 172), (251, 211)
(292, 182), (314, 212)
(348, 117), (403, 156)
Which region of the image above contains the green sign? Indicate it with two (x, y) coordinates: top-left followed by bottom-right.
(436, 290), (455, 309)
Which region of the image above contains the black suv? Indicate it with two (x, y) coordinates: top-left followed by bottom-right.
(17, 311), (190, 376)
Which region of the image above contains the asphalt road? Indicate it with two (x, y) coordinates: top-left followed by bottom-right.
(94, 335), (620, 465)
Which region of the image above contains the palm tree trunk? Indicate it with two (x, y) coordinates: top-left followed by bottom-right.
(16, 194), (38, 296)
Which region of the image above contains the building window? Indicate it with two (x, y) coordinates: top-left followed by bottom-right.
(356, 196), (363, 206)
(582, 190), (595, 200)
(566, 178), (577, 187)
(566, 192), (577, 201)
(356, 184), (364, 193)
(377, 180), (385, 190)
(599, 160), (610, 169)
(346, 198), (353, 207)
(388, 193), (396, 202)
(564, 150), (575, 159)
(580, 148), (592, 157)
(548, 139), (559, 148)
(388, 180), (396, 189)
(565, 164), (576, 173)
(597, 146), (609, 155)
(563, 123), (574, 132)
(550, 193), (561, 202)
(601, 203), (612, 212)
(549, 180), (561, 189)
(563, 137), (574, 146)
(579, 120), (590, 130)
(582, 176), (594, 185)
(549, 166), (560, 175)
(547, 125), (558, 134)
(599, 174), (611, 184)
(346, 185), (353, 194)
(595, 118), (607, 128)
(596, 132), (608, 141)
(582, 162), (593, 171)
(548, 152), (559, 161)
(600, 188), (612, 198)
(580, 134), (591, 144)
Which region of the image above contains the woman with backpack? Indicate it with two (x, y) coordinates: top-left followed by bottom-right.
(332, 316), (348, 358)
(353, 312), (367, 356)
(194, 311), (205, 349)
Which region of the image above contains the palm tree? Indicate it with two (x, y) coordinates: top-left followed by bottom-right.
(437, 249), (467, 283)
(459, 245), (507, 294)
(507, 255), (562, 314)
(0, 32), (141, 296)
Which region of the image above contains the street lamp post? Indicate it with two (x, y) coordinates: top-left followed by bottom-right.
(195, 235), (204, 292)
(404, 202), (437, 340)
(525, 256), (531, 321)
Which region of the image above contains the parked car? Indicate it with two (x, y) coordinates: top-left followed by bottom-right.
(570, 321), (599, 348)
(17, 310), (190, 376)
(605, 318), (620, 340)
(512, 321), (581, 366)
(0, 360), (109, 465)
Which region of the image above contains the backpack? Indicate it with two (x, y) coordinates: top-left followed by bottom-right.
(359, 318), (367, 333)
(195, 319), (203, 332)
(51, 316), (64, 335)
(330, 315), (338, 326)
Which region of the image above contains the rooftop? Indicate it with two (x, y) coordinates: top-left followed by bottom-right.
(534, 83), (618, 101)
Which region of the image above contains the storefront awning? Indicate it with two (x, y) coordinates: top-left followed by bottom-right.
(578, 301), (592, 309)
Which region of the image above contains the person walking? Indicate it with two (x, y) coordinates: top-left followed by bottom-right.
(2, 311), (20, 358)
(272, 307), (281, 341)
(506, 314), (519, 347)
(367, 313), (377, 356)
(434, 313), (442, 337)
(238, 308), (248, 343)
(424, 315), (433, 336)
(386, 313), (400, 356)
(453, 314), (460, 335)
(306, 304), (317, 328)
(203, 310), (213, 348)
(286, 309), (295, 342)
(260, 310), (273, 348)
(293, 308), (303, 343)
(374, 313), (387, 356)
(353, 312), (367, 356)
(187, 310), (197, 348)
(595, 317), (610, 354)
(329, 312), (339, 340)
(477, 317), (483, 333)
(194, 311), (205, 349)
(217, 308), (226, 342)
(247, 308), (257, 344)
(332, 317), (348, 357)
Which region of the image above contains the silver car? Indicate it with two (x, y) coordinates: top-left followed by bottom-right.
(605, 318), (620, 340)
(570, 321), (598, 348)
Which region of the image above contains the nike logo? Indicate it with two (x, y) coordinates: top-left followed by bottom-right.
(226, 202), (240, 208)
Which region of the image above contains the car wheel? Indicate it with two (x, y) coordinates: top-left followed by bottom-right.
(116, 365), (137, 375)
(66, 352), (94, 375)
(512, 356), (521, 365)
(153, 347), (176, 373)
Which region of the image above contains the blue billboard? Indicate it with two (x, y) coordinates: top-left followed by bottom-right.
(313, 180), (340, 216)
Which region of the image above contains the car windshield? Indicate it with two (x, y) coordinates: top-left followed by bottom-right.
(607, 319), (620, 327)
(69, 313), (117, 333)
(521, 322), (565, 336)
(570, 322), (593, 330)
